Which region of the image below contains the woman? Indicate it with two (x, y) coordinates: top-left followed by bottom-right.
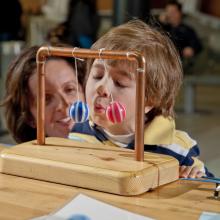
(1, 45), (85, 143)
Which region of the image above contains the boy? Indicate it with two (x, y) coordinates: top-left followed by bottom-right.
(70, 19), (213, 178)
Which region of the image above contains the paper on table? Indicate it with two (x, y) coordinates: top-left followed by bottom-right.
(46, 194), (153, 220)
(199, 211), (220, 220)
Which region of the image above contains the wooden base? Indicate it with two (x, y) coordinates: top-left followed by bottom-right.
(0, 137), (178, 195)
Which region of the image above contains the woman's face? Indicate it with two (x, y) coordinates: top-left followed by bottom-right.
(28, 59), (85, 138)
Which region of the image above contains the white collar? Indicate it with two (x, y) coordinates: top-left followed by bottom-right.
(99, 127), (134, 147)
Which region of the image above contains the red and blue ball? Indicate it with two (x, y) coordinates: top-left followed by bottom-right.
(106, 101), (126, 124)
(69, 101), (89, 123)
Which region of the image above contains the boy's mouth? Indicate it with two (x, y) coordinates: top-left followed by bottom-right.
(94, 103), (106, 113)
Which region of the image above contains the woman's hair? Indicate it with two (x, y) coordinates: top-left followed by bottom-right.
(1, 45), (85, 143)
(87, 19), (183, 118)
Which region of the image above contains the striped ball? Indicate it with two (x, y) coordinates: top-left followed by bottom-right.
(106, 101), (126, 124)
(69, 101), (89, 123)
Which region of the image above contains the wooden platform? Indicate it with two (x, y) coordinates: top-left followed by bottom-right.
(0, 137), (178, 195)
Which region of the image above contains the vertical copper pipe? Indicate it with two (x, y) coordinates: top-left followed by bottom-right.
(37, 62), (45, 145)
(36, 47), (50, 145)
(36, 47), (146, 161)
(125, 52), (146, 161)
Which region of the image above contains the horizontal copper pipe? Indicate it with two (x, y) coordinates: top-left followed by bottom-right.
(36, 46), (146, 161)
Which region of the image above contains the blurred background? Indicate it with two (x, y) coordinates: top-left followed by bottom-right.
(0, 0), (219, 176)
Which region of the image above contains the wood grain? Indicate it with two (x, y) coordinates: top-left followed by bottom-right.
(0, 173), (219, 220)
(0, 137), (178, 195)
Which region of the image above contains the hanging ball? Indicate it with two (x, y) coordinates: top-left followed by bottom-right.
(69, 101), (89, 123)
(106, 101), (126, 124)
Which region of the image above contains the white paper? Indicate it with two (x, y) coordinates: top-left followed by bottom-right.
(49, 194), (153, 220)
(199, 211), (220, 220)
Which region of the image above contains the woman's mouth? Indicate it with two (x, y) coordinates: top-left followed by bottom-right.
(56, 117), (72, 126)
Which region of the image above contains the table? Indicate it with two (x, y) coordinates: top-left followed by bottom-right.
(0, 144), (219, 219)
(0, 172), (219, 220)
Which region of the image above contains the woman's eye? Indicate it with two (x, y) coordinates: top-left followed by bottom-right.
(45, 94), (53, 104)
(65, 87), (76, 94)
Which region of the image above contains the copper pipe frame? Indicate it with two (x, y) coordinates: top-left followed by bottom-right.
(36, 46), (146, 161)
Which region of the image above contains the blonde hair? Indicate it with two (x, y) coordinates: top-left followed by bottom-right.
(87, 19), (183, 118)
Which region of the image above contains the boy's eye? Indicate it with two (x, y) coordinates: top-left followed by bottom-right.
(93, 72), (103, 80)
(93, 75), (102, 80)
(114, 80), (127, 88)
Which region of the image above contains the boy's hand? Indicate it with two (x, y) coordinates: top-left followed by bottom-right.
(179, 165), (205, 178)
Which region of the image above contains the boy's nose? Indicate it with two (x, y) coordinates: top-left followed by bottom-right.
(97, 84), (110, 98)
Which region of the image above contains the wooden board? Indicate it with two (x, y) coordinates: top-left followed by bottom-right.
(0, 137), (178, 195)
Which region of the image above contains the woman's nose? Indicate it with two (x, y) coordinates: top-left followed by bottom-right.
(56, 94), (70, 110)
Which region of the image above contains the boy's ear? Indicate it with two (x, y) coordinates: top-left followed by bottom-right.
(144, 106), (153, 114)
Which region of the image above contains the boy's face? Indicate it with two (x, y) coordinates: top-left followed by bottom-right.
(86, 59), (151, 135)
(28, 59), (84, 138)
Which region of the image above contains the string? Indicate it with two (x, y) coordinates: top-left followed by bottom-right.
(98, 48), (128, 126)
(99, 48), (112, 103)
(99, 48), (108, 77)
(72, 47), (80, 101)
(110, 93), (114, 103)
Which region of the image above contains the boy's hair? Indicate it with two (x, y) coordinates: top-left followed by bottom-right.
(0, 45), (85, 143)
(86, 19), (183, 118)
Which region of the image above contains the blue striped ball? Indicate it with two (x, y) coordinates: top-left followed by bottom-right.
(69, 101), (89, 123)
